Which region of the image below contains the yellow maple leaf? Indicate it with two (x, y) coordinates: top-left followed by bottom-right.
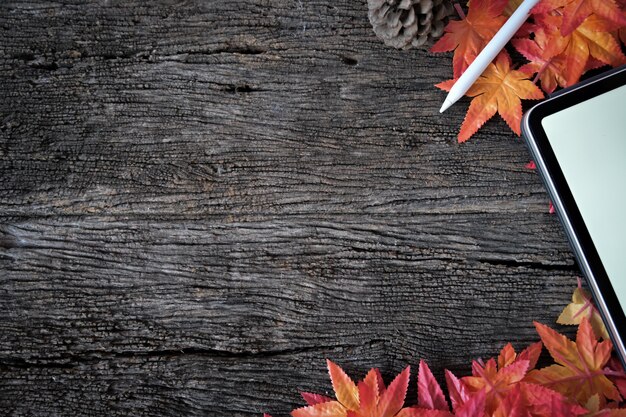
(558, 282), (609, 340)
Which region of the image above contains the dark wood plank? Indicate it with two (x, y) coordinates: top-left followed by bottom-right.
(1, 216), (575, 359)
(0, 1), (579, 416)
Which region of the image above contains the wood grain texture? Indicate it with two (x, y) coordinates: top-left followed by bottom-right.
(0, 1), (579, 416)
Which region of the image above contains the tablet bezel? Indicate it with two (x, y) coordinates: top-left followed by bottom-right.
(522, 65), (626, 362)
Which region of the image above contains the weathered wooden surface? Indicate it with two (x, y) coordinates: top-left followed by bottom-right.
(0, 1), (580, 416)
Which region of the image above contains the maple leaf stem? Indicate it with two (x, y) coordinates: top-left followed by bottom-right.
(603, 369), (626, 378)
(571, 289), (601, 320)
(572, 299), (594, 320)
(549, 347), (593, 379)
(533, 61), (550, 85)
(453, 3), (466, 20)
(473, 363), (498, 394)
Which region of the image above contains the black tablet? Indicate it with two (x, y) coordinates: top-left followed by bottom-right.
(522, 65), (626, 363)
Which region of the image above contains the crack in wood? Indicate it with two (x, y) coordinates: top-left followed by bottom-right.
(475, 258), (577, 271)
(0, 343), (367, 369)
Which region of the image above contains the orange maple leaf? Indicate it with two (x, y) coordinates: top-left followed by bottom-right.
(458, 342), (542, 414)
(525, 318), (622, 406)
(497, 341), (543, 370)
(513, 21), (570, 93)
(561, 15), (626, 85)
(560, 0), (626, 36)
(462, 357), (529, 414)
(436, 52), (543, 142)
(462, 343), (588, 417)
(519, 13), (626, 88)
(430, 0), (508, 78)
(291, 360), (413, 417)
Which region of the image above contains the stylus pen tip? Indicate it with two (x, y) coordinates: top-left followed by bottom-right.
(440, 99), (453, 113)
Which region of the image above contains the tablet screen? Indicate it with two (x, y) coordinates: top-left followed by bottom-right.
(541, 85), (626, 314)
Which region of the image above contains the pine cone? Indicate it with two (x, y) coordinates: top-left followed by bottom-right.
(368, 0), (454, 49)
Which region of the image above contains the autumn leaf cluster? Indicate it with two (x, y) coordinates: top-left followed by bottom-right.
(264, 285), (626, 417)
(431, 0), (626, 142)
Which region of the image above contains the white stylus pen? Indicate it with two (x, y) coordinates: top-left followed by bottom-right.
(439, 0), (541, 113)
